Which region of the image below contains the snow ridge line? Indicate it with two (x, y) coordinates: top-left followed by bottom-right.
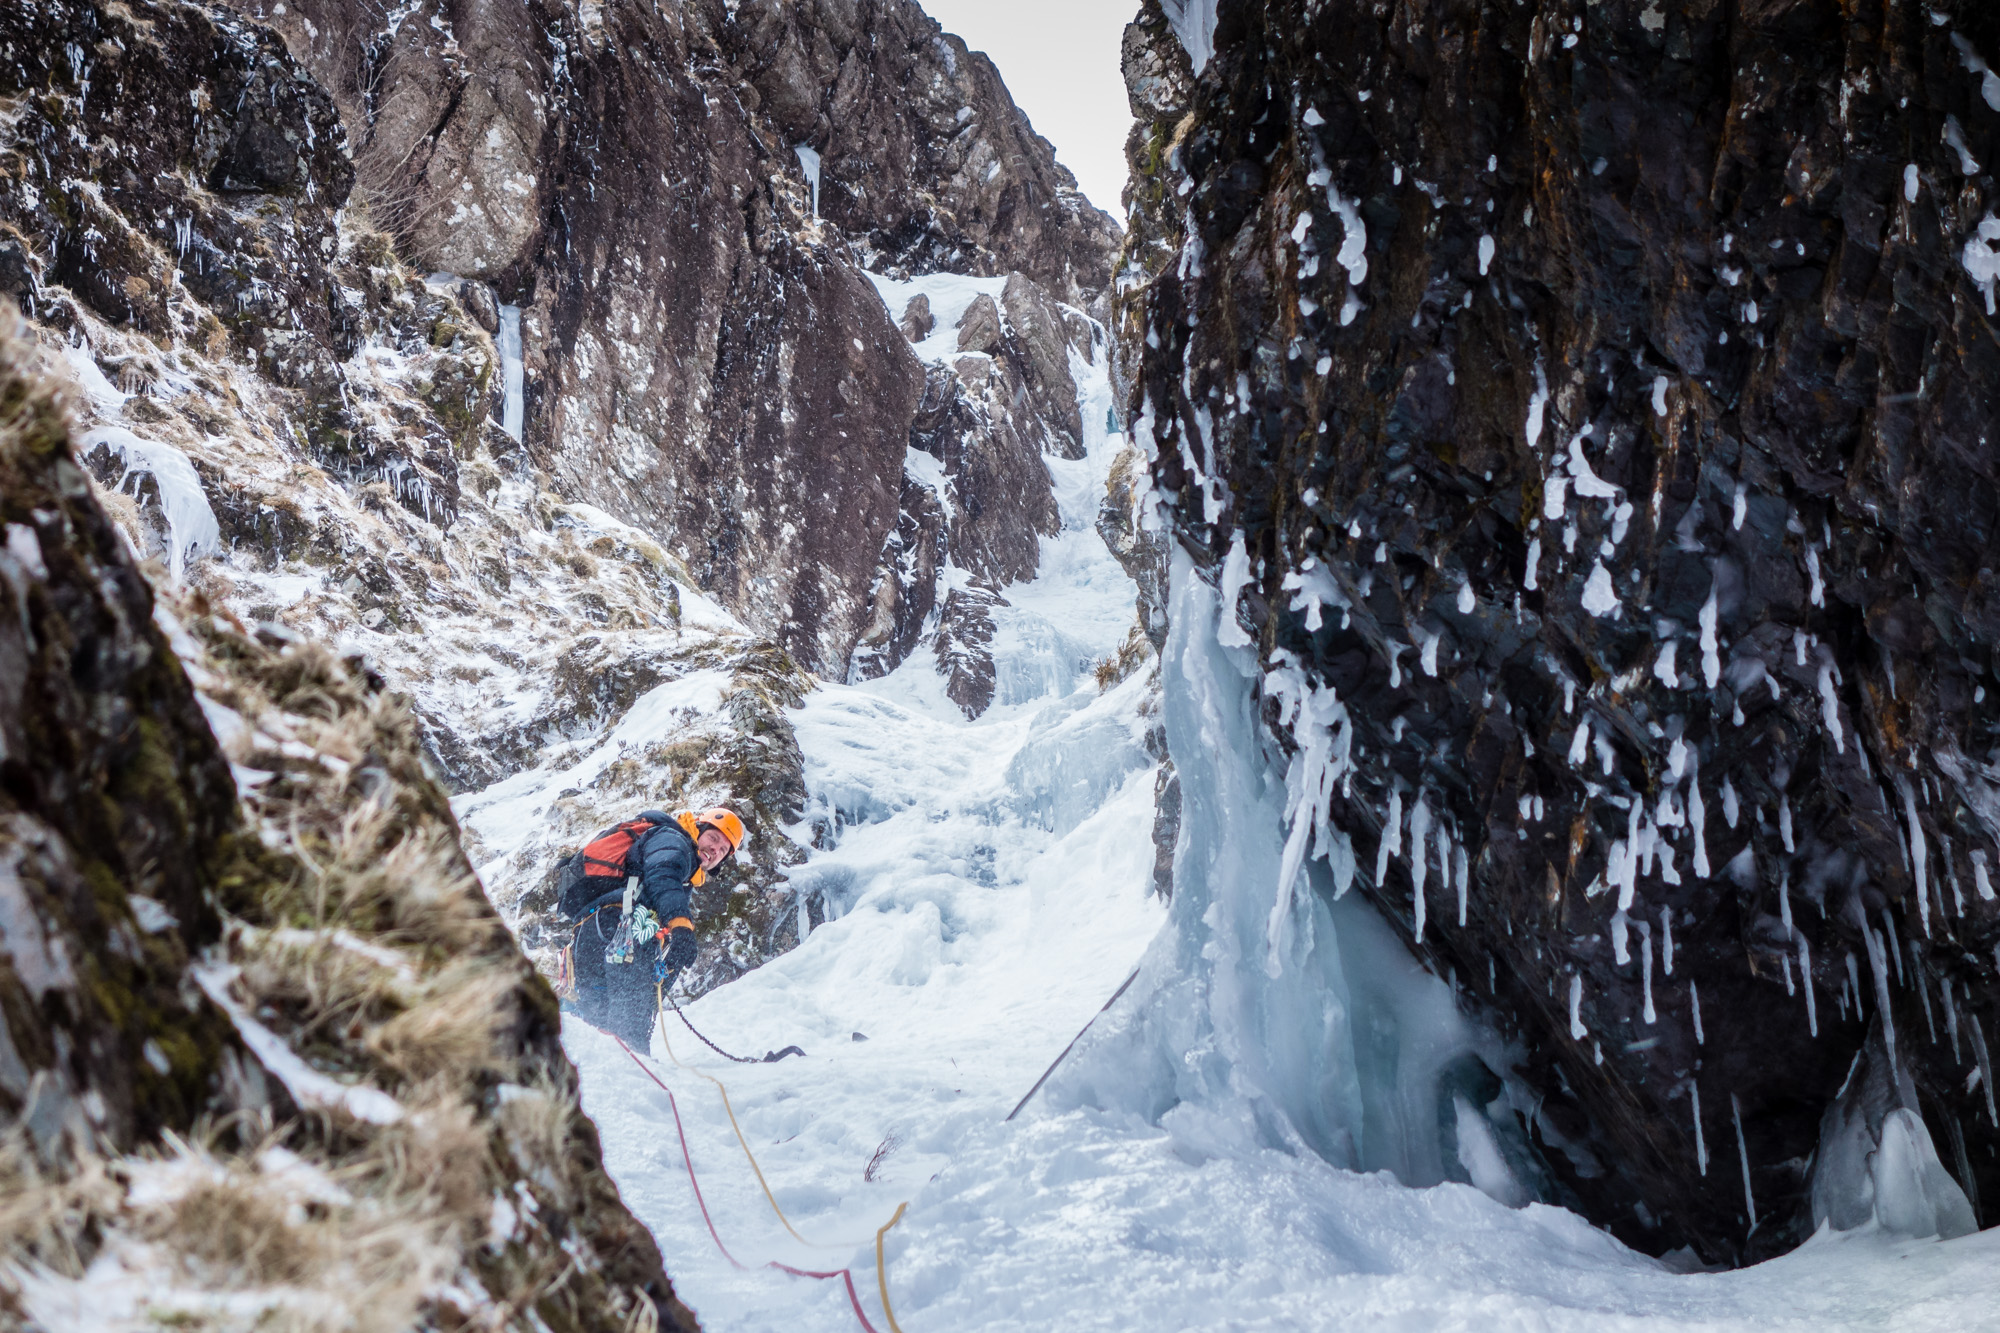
(609, 1031), (907, 1333)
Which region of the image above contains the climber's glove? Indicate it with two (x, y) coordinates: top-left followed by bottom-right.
(660, 919), (698, 974)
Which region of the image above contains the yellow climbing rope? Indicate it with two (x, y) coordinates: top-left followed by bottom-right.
(650, 984), (911, 1327)
(876, 1202), (909, 1333)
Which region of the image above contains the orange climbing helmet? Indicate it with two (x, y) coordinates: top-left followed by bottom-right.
(695, 806), (746, 857)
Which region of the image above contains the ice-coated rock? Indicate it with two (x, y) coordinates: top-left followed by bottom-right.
(1114, 0), (2000, 1267)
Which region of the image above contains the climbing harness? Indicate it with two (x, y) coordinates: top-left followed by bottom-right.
(662, 980), (806, 1064)
(606, 884), (660, 966)
(1004, 965), (1143, 1122)
(611, 989), (911, 1333)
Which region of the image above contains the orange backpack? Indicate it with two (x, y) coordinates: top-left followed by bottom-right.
(556, 815), (705, 918)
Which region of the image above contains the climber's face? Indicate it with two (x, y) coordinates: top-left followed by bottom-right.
(696, 827), (734, 871)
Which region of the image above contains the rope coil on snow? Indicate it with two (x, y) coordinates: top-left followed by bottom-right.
(611, 1032), (900, 1332)
(612, 986), (911, 1331)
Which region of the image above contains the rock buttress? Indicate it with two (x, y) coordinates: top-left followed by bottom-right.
(0, 312), (696, 1329)
(1120, 0), (2000, 1265)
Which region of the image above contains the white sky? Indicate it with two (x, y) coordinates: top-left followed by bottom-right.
(918, 0), (1136, 221)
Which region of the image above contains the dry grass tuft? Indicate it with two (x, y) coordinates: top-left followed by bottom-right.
(1093, 620), (1154, 691)
(0, 1132), (120, 1282)
(367, 962), (520, 1087)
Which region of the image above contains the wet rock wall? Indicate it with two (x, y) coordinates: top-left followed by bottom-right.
(1120, 0), (2000, 1265)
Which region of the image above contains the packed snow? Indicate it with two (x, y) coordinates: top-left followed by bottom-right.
(531, 335), (2000, 1331)
(862, 271), (1010, 364)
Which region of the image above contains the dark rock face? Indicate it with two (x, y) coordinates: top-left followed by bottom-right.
(0, 321), (240, 1158)
(730, 0), (1122, 306)
(854, 468), (949, 681)
(1120, 0), (2000, 1266)
(0, 0), (477, 528)
(934, 584), (1009, 719)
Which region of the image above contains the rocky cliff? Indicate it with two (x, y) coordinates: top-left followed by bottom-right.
(0, 0), (1121, 1317)
(0, 0), (1119, 977)
(1120, 0), (2000, 1267)
(239, 0), (1118, 681)
(0, 313), (693, 1330)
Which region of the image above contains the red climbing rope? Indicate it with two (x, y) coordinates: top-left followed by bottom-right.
(611, 1032), (888, 1333)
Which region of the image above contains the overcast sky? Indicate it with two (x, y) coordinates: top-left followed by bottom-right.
(917, 0), (1136, 221)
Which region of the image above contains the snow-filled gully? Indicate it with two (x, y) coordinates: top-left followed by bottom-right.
(543, 360), (2000, 1332)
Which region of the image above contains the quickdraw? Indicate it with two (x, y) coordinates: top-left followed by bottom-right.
(606, 901), (660, 966)
(553, 943), (579, 1001)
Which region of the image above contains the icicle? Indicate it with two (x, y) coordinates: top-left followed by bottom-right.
(1896, 774), (1932, 936)
(1617, 803), (1643, 911)
(1691, 979), (1706, 1045)
(1569, 974), (1587, 1040)
(1569, 718), (1591, 766)
(1865, 927), (1898, 1067)
(1972, 1015), (1999, 1126)
(1692, 1081), (1709, 1175)
(1661, 905), (1675, 976)
(1943, 835), (1967, 916)
(497, 306), (526, 441)
(1946, 978), (1963, 1064)
(1524, 536), (1542, 591)
(1699, 588), (1721, 689)
(1914, 946), (1938, 1045)
(1435, 821), (1454, 921)
(1779, 870), (1794, 938)
(1545, 473), (1570, 521)
(1375, 787), (1404, 887)
(1882, 908), (1905, 987)
(1640, 921), (1657, 1024)
(1798, 935), (1818, 1036)
(1722, 776), (1739, 829)
(1409, 798), (1433, 941)
(1454, 840), (1470, 928)
(1654, 641), (1680, 688)
(1782, 952), (1795, 996)
(1779, 797), (1795, 854)
(1976, 848), (1997, 901)
(1690, 771), (1709, 878)
(1731, 1094), (1758, 1234)
(1818, 662), (1844, 753)
(1845, 952), (1864, 1020)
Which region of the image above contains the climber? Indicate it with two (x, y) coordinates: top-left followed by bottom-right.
(555, 807), (745, 1047)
